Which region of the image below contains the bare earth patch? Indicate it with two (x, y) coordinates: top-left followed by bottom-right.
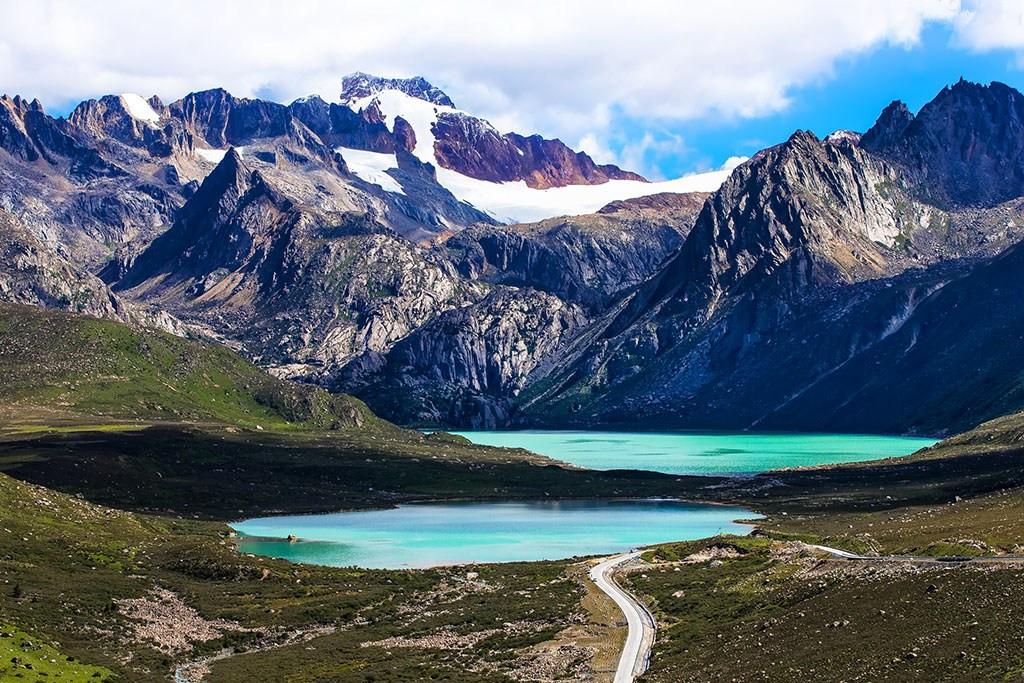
(683, 545), (743, 563)
(362, 620), (543, 651)
(115, 587), (248, 654)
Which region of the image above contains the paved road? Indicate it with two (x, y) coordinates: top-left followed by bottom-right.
(812, 544), (1024, 563)
(811, 544), (866, 559)
(583, 543), (1024, 683)
(590, 552), (657, 683)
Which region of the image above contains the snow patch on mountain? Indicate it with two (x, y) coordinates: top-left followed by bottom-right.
(336, 147), (406, 195)
(346, 87), (738, 222)
(825, 130), (862, 146)
(119, 93), (160, 124)
(195, 148), (228, 164)
(435, 166), (733, 223)
(348, 90), (467, 165)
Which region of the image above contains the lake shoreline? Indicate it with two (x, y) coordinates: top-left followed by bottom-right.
(231, 499), (759, 569)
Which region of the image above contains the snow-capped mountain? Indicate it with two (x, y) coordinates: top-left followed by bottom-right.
(4, 75), (1024, 436)
(327, 73), (736, 223)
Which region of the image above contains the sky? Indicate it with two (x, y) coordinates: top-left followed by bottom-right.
(1, 0), (1024, 179)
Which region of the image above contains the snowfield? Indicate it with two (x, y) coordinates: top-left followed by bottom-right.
(194, 148), (229, 165)
(119, 93), (161, 124)
(434, 165), (731, 223)
(342, 88), (741, 223)
(334, 147), (406, 195)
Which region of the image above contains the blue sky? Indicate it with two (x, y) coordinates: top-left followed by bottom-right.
(620, 23), (1024, 178)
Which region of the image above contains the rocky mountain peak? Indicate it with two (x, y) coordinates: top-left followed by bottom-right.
(861, 79), (1024, 207)
(1, 94), (43, 115)
(340, 72), (455, 107)
(859, 100), (914, 151)
(183, 147), (250, 214)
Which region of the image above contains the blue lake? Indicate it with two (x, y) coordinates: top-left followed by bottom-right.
(233, 430), (933, 568)
(451, 430), (936, 476)
(232, 499), (756, 569)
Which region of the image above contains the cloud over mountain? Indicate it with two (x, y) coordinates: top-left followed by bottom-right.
(0, 1), (992, 175)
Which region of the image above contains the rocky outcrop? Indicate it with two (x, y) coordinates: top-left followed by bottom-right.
(861, 79), (1024, 208)
(0, 209), (125, 320)
(68, 94), (178, 156)
(432, 112), (646, 189)
(858, 100), (914, 151)
(597, 191), (710, 214)
(170, 89), (292, 148)
(341, 72), (456, 108)
(0, 209), (185, 334)
(442, 196), (701, 311)
(288, 95), (400, 153)
(342, 287), (587, 428)
(114, 149), (263, 290)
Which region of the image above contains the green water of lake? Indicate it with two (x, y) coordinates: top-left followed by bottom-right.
(233, 499), (755, 569)
(451, 430), (936, 475)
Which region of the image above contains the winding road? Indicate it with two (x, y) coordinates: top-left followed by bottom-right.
(590, 552), (657, 683)
(589, 544), (1024, 683)
(811, 544), (1024, 563)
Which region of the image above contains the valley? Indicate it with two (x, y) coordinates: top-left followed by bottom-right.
(3, 298), (1024, 681)
(1, 54), (1024, 683)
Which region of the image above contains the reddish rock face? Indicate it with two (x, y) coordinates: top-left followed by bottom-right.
(432, 111), (646, 188)
(392, 117), (417, 154)
(597, 191), (711, 214)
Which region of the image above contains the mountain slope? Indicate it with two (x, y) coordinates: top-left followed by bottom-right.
(331, 194), (709, 426)
(442, 192), (704, 311)
(518, 104), (1024, 432)
(113, 150), (486, 378)
(0, 209), (125, 319)
(757, 233), (1024, 434)
(860, 79), (1024, 208)
(0, 302), (374, 429)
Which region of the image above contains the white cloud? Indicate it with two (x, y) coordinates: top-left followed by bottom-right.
(576, 133), (618, 166)
(0, 0), (992, 175)
(721, 156), (749, 172)
(953, 0), (1024, 52)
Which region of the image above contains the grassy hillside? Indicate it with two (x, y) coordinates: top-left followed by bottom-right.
(0, 470), (606, 682)
(0, 303), (709, 519)
(0, 303), (380, 430)
(625, 534), (1024, 682)
(0, 424), (710, 519)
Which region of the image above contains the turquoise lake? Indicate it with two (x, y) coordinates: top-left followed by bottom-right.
(451, 430), (937, 476)
(232, 500), (756, 569)
(232, 431), (934, 568)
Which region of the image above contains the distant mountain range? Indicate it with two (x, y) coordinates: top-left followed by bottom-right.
(2, 74), (1024, 435)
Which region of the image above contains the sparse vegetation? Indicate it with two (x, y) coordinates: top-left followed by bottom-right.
(6, 301), (1024, 682)
(0, 470), (599, 682)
